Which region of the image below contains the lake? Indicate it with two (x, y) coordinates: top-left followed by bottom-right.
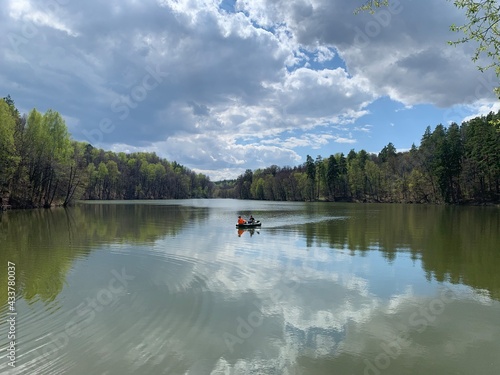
(1, 199), (499, 374)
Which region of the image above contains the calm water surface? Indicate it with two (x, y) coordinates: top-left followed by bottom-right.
(0, 200), (499, 374)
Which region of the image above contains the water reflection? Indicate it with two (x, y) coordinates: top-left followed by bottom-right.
(289, 203), (500, 301)
(0, 203), (202, 306)
(0, 200), (498, 374)
(237, 228), (260, 237)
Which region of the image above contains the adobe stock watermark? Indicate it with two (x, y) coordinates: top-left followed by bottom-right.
(82, 64), (169, 145)
(8, 0), (72, 54)
(223, 276), (300, 353)
(30, 268), (134, 367)
(363, 287), (456, 375)
(353, 0), (404, 48)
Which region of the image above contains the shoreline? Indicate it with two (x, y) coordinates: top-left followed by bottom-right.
(2, 198), (499, 212)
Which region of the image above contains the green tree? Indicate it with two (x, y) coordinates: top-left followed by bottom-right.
(85, 163), (97, 199)
(315, 155), (326, 199)
(326, 155), (339, 200)
(347, 156), (364, 200)
(305, 155), (316, 200)
(41, 110), (73, 207)
(24, 109), (46, 205)
(378, 142), (397, 164)
(357, 149), (369, 169)
(408, 169), (432, 202)
(430, 125), (450, 202)
(337, 153), (349, 198)
(446, 123), (464, 202)
(294, 171), (309, 201)
(62, 142), (88, 206)
(106, 160), (120, 199)
(0, 99), (19, 196)
(20, 109), (73, 206)
(462, 112), (500, 200)
(365, 160), (381, 200)
(263, 174), (276, 200)
(152, 163), (166, 198)
(235, 169), (253, 199)
(251, 176), (265, 200)
(96, 162), (109, 199)
(418, 126), (440, 201)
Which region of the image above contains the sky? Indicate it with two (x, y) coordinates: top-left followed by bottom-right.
(1, 0), (499, 180)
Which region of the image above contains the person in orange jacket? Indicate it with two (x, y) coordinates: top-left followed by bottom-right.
(237, 216), (247, 225)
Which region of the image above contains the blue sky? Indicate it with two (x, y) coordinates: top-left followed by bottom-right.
(1, 0), (498, 180)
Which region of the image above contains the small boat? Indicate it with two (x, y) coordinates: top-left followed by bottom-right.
(236, 221), (261, 228)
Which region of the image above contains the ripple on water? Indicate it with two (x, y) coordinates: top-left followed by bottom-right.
(1, 222), (273, 375)
(3, 245), (232, 374)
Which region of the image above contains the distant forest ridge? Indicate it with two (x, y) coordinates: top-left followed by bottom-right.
(1, 96), (499, 208)
(0, 96), (213, 209)
(216, 111), (500, 204)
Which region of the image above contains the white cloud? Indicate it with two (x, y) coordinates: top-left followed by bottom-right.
(335, 137), (357, 144)
(460, 101), (500, 123)
(8, 0), (78, 36)
(261, 133), (336, 149)
(314, 45), (335, 63)
(353, 125), (372, 133)
(278, 67), (375, 118)
(1, 0), (498, 180)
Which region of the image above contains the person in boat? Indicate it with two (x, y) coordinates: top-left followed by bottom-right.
(248, 215), (255, 224)
(238, 216), (247, 225)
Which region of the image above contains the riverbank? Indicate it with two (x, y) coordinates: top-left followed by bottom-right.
(2, 197), (498, 212)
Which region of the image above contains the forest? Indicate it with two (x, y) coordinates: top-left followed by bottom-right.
(1, 95), (499, 208)
(216, 111), (500, 204)
(0, 96), (214, 209)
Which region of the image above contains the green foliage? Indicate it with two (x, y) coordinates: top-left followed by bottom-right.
(224, 111), (500, 204)
(348, 156), (364, 199)
(365, 160), (381, 200)
(2, 96), (498, 207)
(18, 108), (74, 207)
(326, 155), (338, 200)
(81, 152), (212, 201)
(449, 0), (500, 96)
(0, 97), (214, 208)
(0, 203), (197, 304)
(0, 99), (19, 192)
(378, 142), (396, 163)
(354, 0), (389, 14)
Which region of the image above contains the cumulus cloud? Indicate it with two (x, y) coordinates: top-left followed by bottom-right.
(1, 0), (497, 179)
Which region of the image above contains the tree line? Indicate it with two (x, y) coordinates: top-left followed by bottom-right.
(2, 95), (499, 207)
(217, 111), (500, 204)
(0, 96), (214, 209)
